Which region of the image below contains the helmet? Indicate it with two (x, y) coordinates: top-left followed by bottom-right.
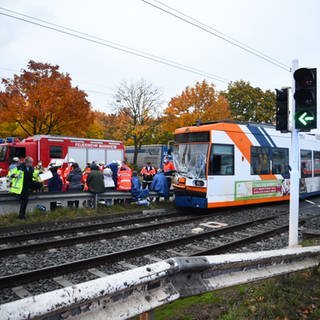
(68, 158), (75, 164)
(99, 161), (105, 166)
(13, 157), (19, 162)
(55, 160), (63, 167)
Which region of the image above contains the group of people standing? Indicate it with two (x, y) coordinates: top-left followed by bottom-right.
(7, 155), (175, 219)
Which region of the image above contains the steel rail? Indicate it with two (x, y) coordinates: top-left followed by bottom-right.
(0, 210), (179, 244)
(0, 212), (220, 256)
(0, 208), (158, 234)
(193, 213), (320, 256)
(0, 213), (284, 289)
(193, 225), (289, 256)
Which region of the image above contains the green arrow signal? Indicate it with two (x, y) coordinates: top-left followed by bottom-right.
(298, 112), (314, 126)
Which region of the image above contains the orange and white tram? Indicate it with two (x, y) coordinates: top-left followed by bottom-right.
(173, 121), (320, 209)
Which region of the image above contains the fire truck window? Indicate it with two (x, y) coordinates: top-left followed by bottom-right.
(9, 147), (26, 160)
(301, 150), (312, 178)
(209, 144), (234, 175)
(50, 146), (63, 158)
(251, 146), (270, 175)
(0, 146), (7, 161)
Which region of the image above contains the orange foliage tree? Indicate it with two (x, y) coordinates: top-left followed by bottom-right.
(86, 111), (108, 139)
(162, 80), (232, 138)
(0, 60), (93, 137)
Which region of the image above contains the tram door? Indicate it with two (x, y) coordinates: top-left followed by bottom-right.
(207, 144), (235, 204)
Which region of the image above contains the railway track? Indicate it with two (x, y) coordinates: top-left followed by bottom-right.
(0, 199), (319, 304)
(0, 212), (293, 290)
(0, 212), (220, 256)
(0, 209), (179, 242)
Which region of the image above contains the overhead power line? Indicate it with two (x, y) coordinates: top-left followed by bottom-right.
(0, 66), (114, 96)
(0, 7), (229, 83)
(141, 0), (291, 72)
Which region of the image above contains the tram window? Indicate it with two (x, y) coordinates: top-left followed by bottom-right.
(271, 148), (289, 175)
(314, 151), (320, 177)
(301, 150), (312, 178)
(50, 146), (63, 158)
(251, 146), (270, 175)
(174, 132), (210, 143)
(209, 144), (234, 175)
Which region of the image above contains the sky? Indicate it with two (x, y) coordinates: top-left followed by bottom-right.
(0, 0), (319, 116)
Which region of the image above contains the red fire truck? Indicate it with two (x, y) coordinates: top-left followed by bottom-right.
(0, 135), (124, 177)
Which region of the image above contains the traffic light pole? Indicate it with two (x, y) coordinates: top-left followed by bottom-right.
(289, 59), (300, 247)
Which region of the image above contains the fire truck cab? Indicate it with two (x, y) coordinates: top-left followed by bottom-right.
(0, 135), (124, 177)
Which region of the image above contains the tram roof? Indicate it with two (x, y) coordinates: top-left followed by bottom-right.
(175, 121), (274, 134)
(174, 120), (319, 141)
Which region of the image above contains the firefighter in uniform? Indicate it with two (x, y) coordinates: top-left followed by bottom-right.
(117, 161), (132, 191)
(8, 156), (41, 219)
(163, 156), (175, 191)
(140, 161), (156, 189)
(82, 163), (91, 191)
(62, 158), (75, 191)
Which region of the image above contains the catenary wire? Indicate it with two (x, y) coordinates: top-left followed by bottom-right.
(150, 0), (289, 69)
(0, 67), (114, 96)
(140, 0), (291, 72)
(0, 8), (229, 83)
(0, 6), (227, 81)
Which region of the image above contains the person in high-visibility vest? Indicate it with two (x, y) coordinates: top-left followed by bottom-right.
(163, 156), (175, 191)
(140, 162), (156, 189)
(117, 161), (132, 191)
(62, 158), (75, 191)
(82, 163), (91, 191)
(163, 156), (175, 172)
(8, 156), (41, 219)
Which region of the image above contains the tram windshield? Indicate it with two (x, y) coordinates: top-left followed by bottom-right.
(173, 143), (208, 179)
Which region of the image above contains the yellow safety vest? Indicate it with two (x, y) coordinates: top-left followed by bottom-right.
(8, 167), (39, 195)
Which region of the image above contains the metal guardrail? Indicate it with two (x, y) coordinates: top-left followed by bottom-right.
(0, 191), (172, 215)
(1, 246), (320, 320)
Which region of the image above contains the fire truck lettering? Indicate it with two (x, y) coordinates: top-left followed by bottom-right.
(98, 145), (116, 149)
(74, 143), (99, 148)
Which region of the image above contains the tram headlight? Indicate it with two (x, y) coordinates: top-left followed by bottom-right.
(193, 180), (205, 187)
(178, 177), (186, 184)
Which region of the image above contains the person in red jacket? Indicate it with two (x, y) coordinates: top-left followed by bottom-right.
(163, 156), (175, 190)
(117, 161), (132, 191)
(140, 161), (156, 189)
(62, 158), (75, 191)
(82, 163), (91, 191)
(163, 156), (175, 172)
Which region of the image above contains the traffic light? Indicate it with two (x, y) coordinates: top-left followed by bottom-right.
(275, 88), (289, 132)
(294, 68), (317, 131)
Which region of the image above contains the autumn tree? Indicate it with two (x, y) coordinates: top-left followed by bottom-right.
(223, 80), (276, 124)
(162, 80), (231, 138)
(0, 60), (93, 137)
(86, 111), (107, 139)
(110, 79), (162, 165)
